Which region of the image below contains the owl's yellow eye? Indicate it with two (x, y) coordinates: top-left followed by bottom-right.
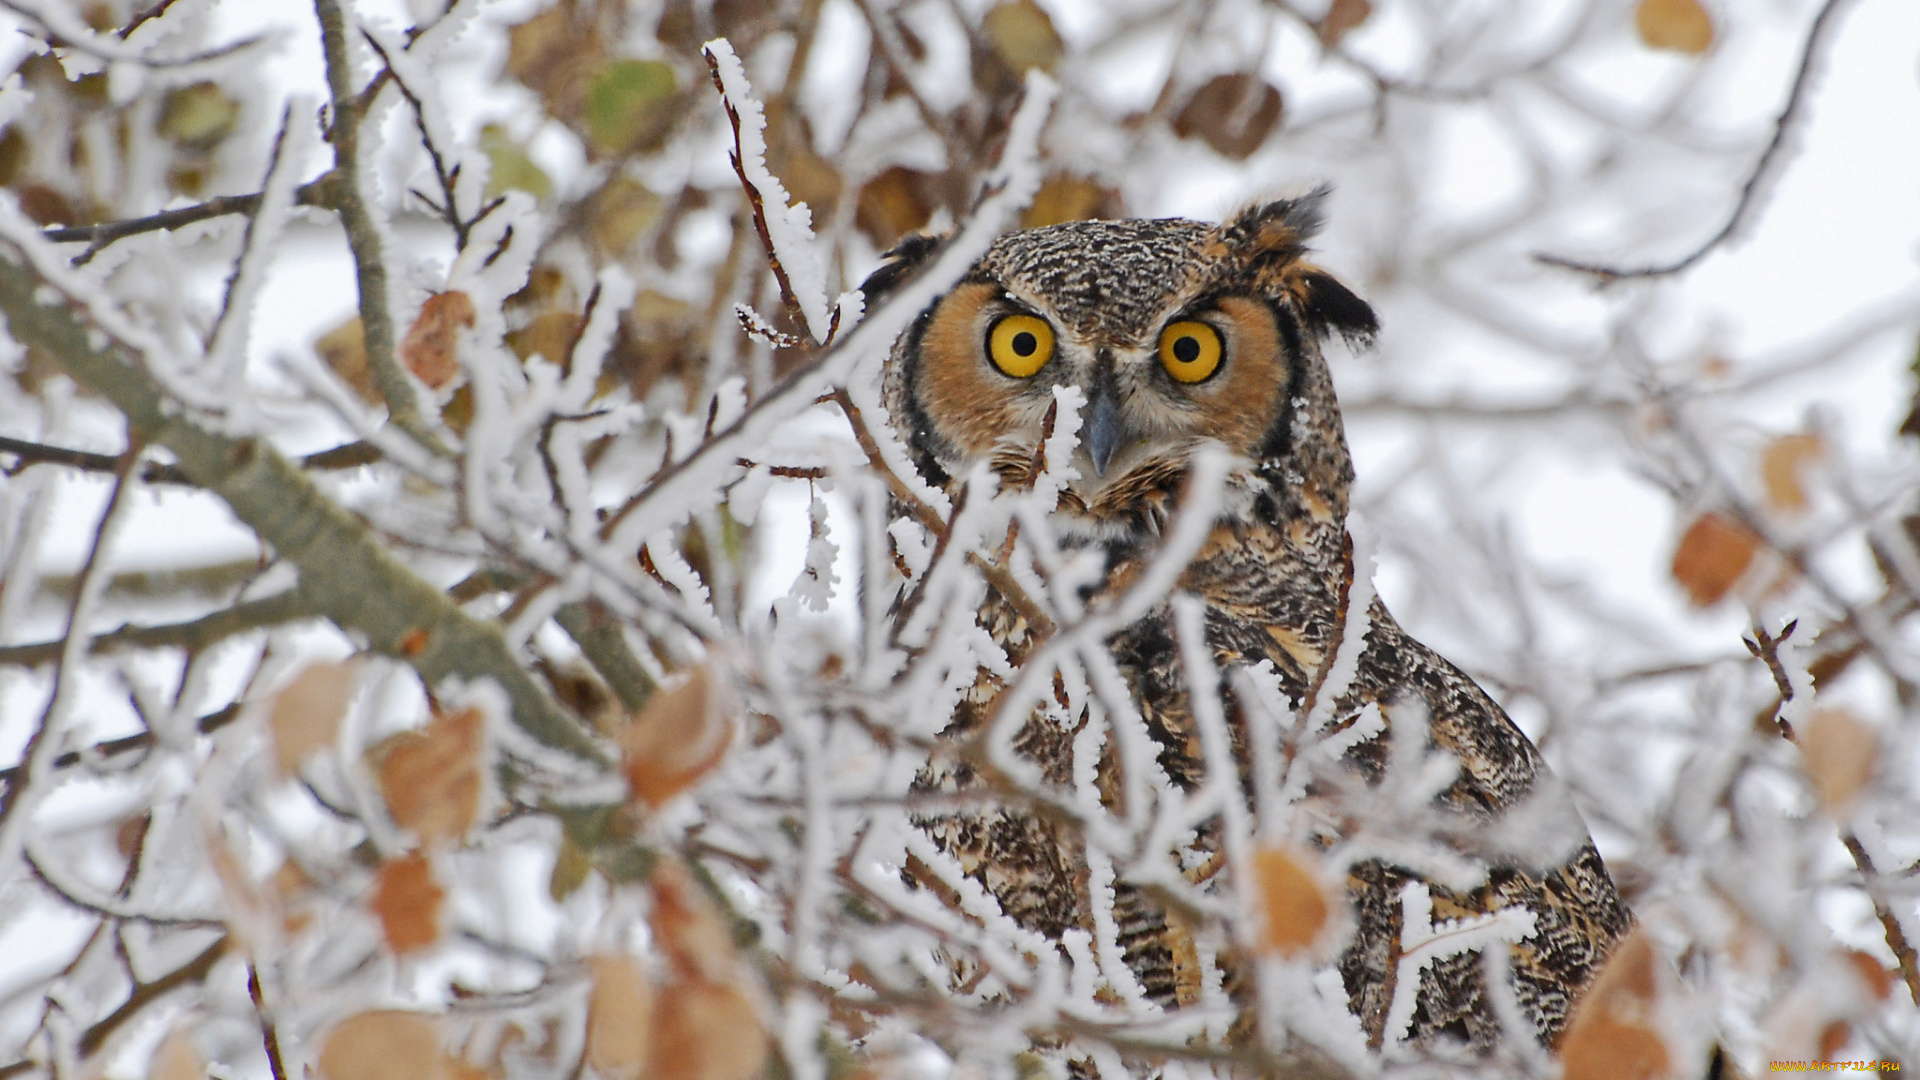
(987, 314), (1054, 378)
(1159, 321), (1223, 383)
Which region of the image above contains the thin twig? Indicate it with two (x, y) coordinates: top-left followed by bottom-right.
(117, 0), (180, 38)
(1534, 0), (1857, 280)
(314, 0), (442, 451)
(75, 935), (230, 1056)
(1841, 834), (1920, 1006)
(360, 30), (503, 252)
(248, 965), (291, 1080)
(0, 589), (311, 670)
(702, 47), (812, 339)
(0, 435), (380, 484)
(1751, 626), (1920, 1003)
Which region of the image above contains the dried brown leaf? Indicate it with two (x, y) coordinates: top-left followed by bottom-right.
(619, 666), (734, 807)
(1671, 511), (1761, 607)
(318, 1011), (450, 1080)
(1636, 0), (1714, 54)
(269, 660), (360, 778)
(371, 851), (445, 955)
(855, 167), (938, 249)
(507, 309), (586, 370)
(316, 317), (381, 405)
(1023, 173), (1121, 229)
(588, 175), (664, 257)
(1761, 432), (1826, 516)
(651, 979), (767, 1080)
(649, 857), (739, 983)
(506, 8), (602, 121)
(1251, 847), (1330, 956)
(401, 291), (475, 390)
(983, 0), (1064, 74)
(1316, 0), (1373, 47)
(586, 954), (655, 1080)
(1843, 949), (1894, 1002)
(1172, 74), (1284, 161)
(376, 706), (487, 847)
(1561, 931), (1676, 1080)
(1801, 708), (1877, 815)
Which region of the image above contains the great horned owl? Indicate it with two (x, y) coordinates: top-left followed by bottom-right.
(869, 189), (1631, 1061)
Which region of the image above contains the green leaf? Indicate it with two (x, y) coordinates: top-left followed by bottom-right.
(584, 60), (677, 157)
(479, 125), (552, 200)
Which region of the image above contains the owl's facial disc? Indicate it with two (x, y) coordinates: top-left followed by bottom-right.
(912, 282), (1291, 530)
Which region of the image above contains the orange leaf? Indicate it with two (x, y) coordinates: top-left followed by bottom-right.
(1761, 432), (1826, 516)
(1317, 0), (1372, 47)
(585, 954), (655, 1080)
(269, 660), (360, 778)
(318, 1011), (451, 1080)
(372, 851), (445, 955)
(1671, 512), (1761, 607)
(649, 858), (739, 983)
(619, 666), (734, 807)
(1251, 847), (1330, 956)
(1636, 0), (1713, 54)
(377, 707), (487, 847)
(651, 979), (767, 1080)
(1561, 931), (1675, 1080)
(1800, 708), (1877, 816)
(1843, 949), (1894, 1002)
(402, 291), (475, 389)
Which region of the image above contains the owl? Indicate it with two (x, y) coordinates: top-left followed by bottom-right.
(867, 189), (1632, 1063)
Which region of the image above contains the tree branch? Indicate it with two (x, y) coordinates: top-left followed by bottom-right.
(314, 0), (440, 450)
(0, 588), (312, 669)
(0, 248), (606, 764)
(1534, 0), (1858, 281)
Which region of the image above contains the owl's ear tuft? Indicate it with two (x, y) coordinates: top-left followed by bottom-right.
(859, 232), (948, 307)
(1296, 267), (1378, 345)
(1220, 185), (1331, 268)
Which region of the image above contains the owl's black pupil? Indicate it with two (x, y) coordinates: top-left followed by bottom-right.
(1012, 331), (1038, 357)
(1173, 335), (1201, 364)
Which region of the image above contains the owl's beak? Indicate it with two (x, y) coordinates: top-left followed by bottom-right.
(1084, 386), (1124, 478)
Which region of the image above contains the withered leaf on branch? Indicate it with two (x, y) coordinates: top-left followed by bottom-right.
(375, 706), (487, 846)
(1636, 0), (1715, 54)
(159, 82), (240, 148)
(1173, 74), (1284, 161)
(1024, 173), (1122, 229)
(1252, 847), (1331, 957)
(318, 1011), (460, 1080)
(1670, 511), (1762, 607)
(371, 851), (445, 955)
(1560, 931), (1678, 1080)
(983, 0), (1064, 74)
(1761, 432), (1827, 516)
(1800, 708), (1877, 816)
(618, 665), (734, 807)
(585, 954), (655, 1080)
(316, 316), (382, 405)
(401, 291), (475, 391)
(650, 979), (767, 1080)
(1316, 0), (1373, 47)
(268, 660), (361, 778)
(856, 167), (939, 249)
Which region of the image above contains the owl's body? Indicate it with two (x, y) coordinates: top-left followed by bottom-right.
(873, 195), (1630, 1060)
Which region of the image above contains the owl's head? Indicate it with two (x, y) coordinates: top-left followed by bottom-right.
(875, 188), (1376, 544)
